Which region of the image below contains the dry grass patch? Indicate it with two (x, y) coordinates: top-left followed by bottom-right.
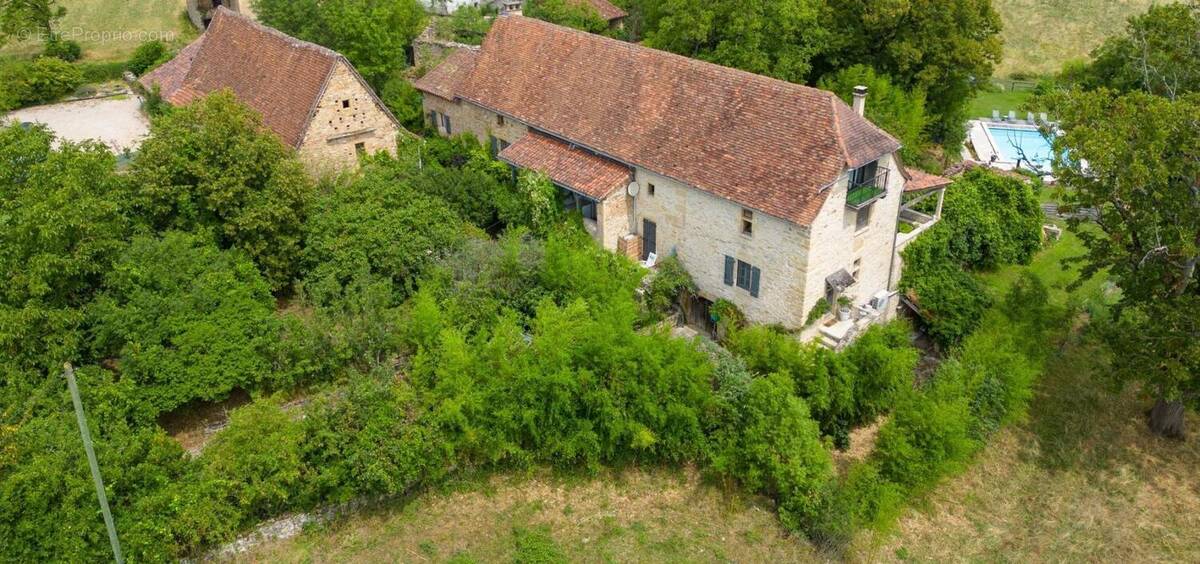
(850, 335), (1200, 562)
(236, 466), (820, 563)
(992, 0), (1169, 76)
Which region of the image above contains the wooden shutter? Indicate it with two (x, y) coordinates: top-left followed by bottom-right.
(723, 256), (735, 286)
(750, 267), (762, 298)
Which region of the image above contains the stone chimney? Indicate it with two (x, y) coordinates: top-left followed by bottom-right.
(852, 85), (868, 116)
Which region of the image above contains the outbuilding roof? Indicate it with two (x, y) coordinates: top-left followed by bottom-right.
(416, 16), (901, 226)
(499, 131), (633, 199)
(141, 7), (397, 149)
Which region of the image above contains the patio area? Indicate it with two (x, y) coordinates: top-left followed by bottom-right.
(4, 92), (150, 154)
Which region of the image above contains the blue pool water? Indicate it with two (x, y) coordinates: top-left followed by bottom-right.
(987, 125), (1055, 170)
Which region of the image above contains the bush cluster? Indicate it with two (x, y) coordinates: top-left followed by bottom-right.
(725, 322), (918, 448)
(0, 57), (83, 111)
(900, 168), (1043, 346)
(813, 273), (1064, 545)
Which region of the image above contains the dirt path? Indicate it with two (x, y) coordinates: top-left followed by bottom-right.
(5, 93), (150, 153)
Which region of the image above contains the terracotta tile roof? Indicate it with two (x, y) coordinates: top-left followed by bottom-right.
(426, 16), (900, 226)
(577, 0), (627, 21)
(904, 168), (953, 192)
(141, 7), (398, 149)
(412, 48), (479, 101)
(499, 131), (632, 199)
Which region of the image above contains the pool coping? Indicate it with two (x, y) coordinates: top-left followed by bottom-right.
(968, 119), (1055, 176)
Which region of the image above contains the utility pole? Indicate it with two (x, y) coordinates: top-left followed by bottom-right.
(64, 363), (124, 564)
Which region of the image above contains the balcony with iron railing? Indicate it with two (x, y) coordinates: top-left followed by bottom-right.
(845, 168), (889, 209)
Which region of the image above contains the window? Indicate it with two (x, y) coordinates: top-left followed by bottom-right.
(342, 99), (350, 109)
(851, 258), (862, 282)
(497, 114), (505, 126)
(489, 135), (499, 157)
(442, 114), (452, 134)
(648, 183), (656, 196)
(723, 256), (761, 297)
(856, 203), (873, 231)
(741, 209), (754, 236)
(428, 111), (437, 128)
(354, 142), (366, 155)
(849, 160), (879, 188)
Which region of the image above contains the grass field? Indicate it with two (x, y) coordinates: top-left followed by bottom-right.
(0, 0), (195, 61)
(237, 226), (1200, 563)
(967, 87), (1035, 120)
(992, 0), (1166, 77)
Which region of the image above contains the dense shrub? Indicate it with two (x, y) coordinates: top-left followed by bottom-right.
(131, 91), (313, 289)
(900, 229), (994, 346)
(77, 60), (126, 83)
(0, 125), (129, 374)
(710, 372), (833, 529)
(873, 389), (975, 490)
(88, 232), (279, 419)
(899, 169), (1042, 346)
(126, 40), (170, 75)
(199, 400), (304, 522)
(302, 165), (468, 300)
(43, 37), (82, 62)
(645, 255), (696, 316)
(727, 321), (919, 448)
(0, 57), (83, 111)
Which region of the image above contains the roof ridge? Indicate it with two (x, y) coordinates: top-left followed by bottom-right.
(211, 6), (340, 61)
(498, 16), (832, 100)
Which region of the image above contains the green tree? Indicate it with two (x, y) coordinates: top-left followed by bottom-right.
(1076, 3), (1200, 99)
(1041, 89), (1200, 436)
(433, 4), (494, 45)
(0, 124), (128, 373)
(254, 0), (427, 88)
(525, 0), (608, 34)
(88, 232), (280, 419)
(131, 91), (312, 290)
(200, 400), (304, 521)
(0, 0), (65, 46)
(820, 0), (1003, 146)
(819, 64), (929, 164)
(302, 164), (467, 300)
(645, 0), (828, 84)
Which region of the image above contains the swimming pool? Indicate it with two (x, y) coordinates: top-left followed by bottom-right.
(985, 124), (1055, 170)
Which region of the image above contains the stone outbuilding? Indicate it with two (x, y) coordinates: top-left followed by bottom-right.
(141, 7), (402, 176)
(415, 16), (949, 343)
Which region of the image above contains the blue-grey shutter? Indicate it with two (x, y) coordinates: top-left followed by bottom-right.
(723, 256), (735, 286)
(443, 114), (451, 134)
(750, 267), (761, 297)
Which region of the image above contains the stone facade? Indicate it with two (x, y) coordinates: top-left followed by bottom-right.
(298, 61), (400, 176)
(419, 92), (904, 330)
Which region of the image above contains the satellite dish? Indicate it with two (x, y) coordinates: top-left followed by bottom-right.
(627, 181), (641, 197)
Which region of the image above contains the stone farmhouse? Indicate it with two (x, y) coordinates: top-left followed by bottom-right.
(141, 7), (401, 175)
(414, 16), (948, 342)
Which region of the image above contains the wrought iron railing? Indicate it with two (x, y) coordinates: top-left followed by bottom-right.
(846, 169), (889, 209)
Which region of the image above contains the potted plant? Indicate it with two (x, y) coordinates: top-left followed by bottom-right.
(836, 295), (853, 321)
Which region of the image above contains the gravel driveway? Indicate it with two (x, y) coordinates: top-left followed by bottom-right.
(5, 94), (151, 153)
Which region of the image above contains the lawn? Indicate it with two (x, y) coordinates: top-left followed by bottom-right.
(0, 0), (196, 61)
(237, 226), (1200, 563)
(967, 86), (1035, 120)
(991, 0), (1169, 77)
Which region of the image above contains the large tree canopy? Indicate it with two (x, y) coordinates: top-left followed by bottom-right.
(819, 0), (1002, 145)
(0, 125), (129, 372)
(131, 91), (312, 290)
(1042, 89), (1200, 436)
(525, 0), (608, 34)
(253, 0), (427, 88)
(645, 0), (828, 84)
(1073, 3), (1200, 98)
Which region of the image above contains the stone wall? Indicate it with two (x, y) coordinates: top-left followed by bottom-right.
(799, 154), (904, 318)
(298, 61), (400, 176)
(633, 168), (812, 328)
